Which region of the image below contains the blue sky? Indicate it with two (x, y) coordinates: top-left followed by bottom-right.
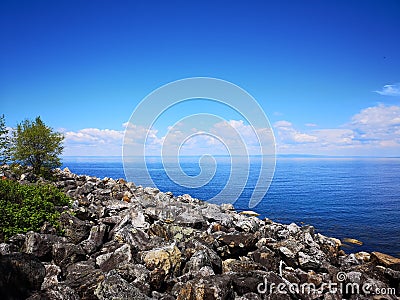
(1, 0), (400, 156)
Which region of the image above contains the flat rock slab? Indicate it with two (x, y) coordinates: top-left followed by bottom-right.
(371, 251), (400, 271)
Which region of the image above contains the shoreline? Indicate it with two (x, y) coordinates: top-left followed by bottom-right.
(61, 157), (400, 257)
(0, 166), (399, 299)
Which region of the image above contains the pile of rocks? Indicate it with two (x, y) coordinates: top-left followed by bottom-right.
(0, 166), (399, 299)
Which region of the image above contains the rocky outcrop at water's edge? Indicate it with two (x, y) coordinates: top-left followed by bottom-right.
(0, 165), (399, 299)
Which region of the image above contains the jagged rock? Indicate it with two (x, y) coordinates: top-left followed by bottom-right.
(149, 268), (167, 291)
(196, 266), (215, 277)
(144, 186), (159, 195)
(296, 269), (324, 288)
(22, 231), (66, 260)
(81, 223), (108, 254)
(65, 260), (104, 299)
(103, 199), (131, 214)
(145, 205), (171, 222)
(184, 250), (217, 274)
(149, 223), (170, 240)
(8, 233), (26, 249)
(52, 242), (86, 274)
(0, 242), (18, 254)
(114, 225), (152, 251)
(96, 243), (132, 272)
(0, 253), (46, 299)
(175, 274), (234, 300)
(201, 204), (234, 227)
(40, 221), (57, 235)
(60, 212), (91, 244)
(130, 207), (149, 229)
(272, 237), (304, 257)
(152, 291), (176, 300)
(209, 222), (228, 233)
(116, 262), (145, 279)
(231, 271), (277, 296)
(216, 232), (257, 258)
(185, 239), (222, 274)
(96, 240), (123, 255)
(317, 234), (342, 263)
(279, 246), (298, 268)
(354, 251), (371, 263)
(339, 253), (362, 268)
(101, 215), (122, 225)
(109, 213), (131, 236)
(165, 224), (197, 243)
(235, 293), (262, 300)
(94, 270), (151, 300)
(287, 222), (300, 234)
(174, 209), (205, 229)
(41, 264), (61, 289)
(73, 205), (100, 221)
(298, 251), (322, 270)
(255, 237), (276, 248)
(234, 215), (263, 233)
(20, 172), (37, 183)
(32, 284), (80, 300)
(250, 246), (280, 271)
(222, 258), (265, 273)
(75, 182), (95, 195)
(220, 203), (235, 211)
(140, 243), (181, 276)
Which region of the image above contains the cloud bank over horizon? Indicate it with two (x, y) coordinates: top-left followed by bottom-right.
(63, 103), (400, 157)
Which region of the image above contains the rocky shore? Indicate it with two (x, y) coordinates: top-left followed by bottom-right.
(0, 166), (399, 300)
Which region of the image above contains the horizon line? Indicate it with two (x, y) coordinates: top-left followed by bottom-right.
(61, 154), (400, 159)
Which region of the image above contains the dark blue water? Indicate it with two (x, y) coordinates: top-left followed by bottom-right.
(62, 156), (400, 257)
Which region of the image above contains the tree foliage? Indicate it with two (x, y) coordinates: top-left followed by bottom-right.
(9, 116), (64, 175)
(0, 179), (71, 241)
(0, 114), (9, 164)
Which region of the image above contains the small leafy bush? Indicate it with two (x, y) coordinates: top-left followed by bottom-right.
(0, 178), (71, 241)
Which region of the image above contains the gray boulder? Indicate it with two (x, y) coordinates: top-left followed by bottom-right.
(0, 253), (45, 299)
(95, 270), (151, 300)
(59, 213), (92, 244)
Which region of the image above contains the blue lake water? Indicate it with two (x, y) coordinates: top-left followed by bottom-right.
(62, 156), (400, 257)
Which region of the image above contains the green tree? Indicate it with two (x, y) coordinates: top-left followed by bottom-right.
(9, 116), (64, 174)
(0, 114), (9, 164)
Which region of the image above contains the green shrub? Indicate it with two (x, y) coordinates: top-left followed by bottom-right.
(0, 179), (71, 241)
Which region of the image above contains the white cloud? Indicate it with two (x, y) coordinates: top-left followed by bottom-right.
(64, 128), (124, 156)
(374, 83), (400, 96)
(274, 120), (317, 144)
(65, 128), (123, 143)
(64, 104), (400, 157)
(312, 129), (355, 145)
(350, 104), (400, 127)
(274, 120), (292, 127)
(274, 104), (400, 156)
(162, 120), (274, 156)
(348, 104), (400, 146)
(65, 120), (274, 157)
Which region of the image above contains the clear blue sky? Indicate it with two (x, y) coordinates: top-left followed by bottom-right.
(1, 0), (400, 156)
